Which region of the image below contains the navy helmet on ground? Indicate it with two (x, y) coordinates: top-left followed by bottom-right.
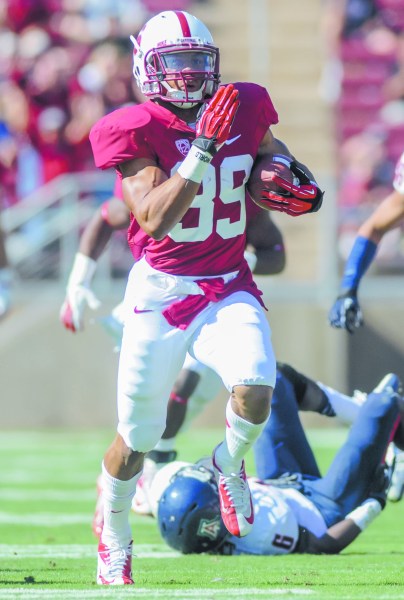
(157, 464), (228, 554)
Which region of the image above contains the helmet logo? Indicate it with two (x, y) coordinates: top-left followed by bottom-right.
(175, 139), (191, 156)
(198, 517), (222, 540)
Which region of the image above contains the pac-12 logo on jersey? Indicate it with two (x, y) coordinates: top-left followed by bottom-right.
(175, 139), (191, 156)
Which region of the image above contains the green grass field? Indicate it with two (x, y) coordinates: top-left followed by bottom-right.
(1, 428), (403, 600)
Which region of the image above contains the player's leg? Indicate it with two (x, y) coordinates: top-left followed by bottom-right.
(277, 362), (367, 423)
(97, 267), (188, 584)
(316, 381), (366, 423)
(304, 374), (401, 526)
(132, 355), (222, 515)
(254, 368), (321, 480)
(276, 362), (336, 417)
(192, 291), (275, 537)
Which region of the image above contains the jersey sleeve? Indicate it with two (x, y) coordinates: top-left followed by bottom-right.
(235, 82), (279, 130)
(89, 106), (156, 170)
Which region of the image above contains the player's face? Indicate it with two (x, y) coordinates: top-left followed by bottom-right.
(161, 51), (214, 91)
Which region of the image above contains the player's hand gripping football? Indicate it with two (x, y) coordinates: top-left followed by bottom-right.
(261, 159), (324, 217)
(193, 84), (240, 156)
(328, 291), (363, 334)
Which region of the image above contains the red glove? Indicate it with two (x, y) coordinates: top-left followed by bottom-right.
(261, 161), (324, 216)
(193, 84), (240, 155)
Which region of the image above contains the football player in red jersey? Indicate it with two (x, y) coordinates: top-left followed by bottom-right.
(88, 10), (322, 585)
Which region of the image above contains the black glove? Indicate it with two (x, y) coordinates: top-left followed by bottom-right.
(367, 463), (392, 510)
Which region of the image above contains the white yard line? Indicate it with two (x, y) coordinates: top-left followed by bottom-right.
(0, 512), (156, 527)
(0, 489), (95, 501)
(0, 544), (179, 559)
(0, 588), (315, 599)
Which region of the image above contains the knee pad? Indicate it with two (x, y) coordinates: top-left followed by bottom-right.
(118, 417), (166, 453)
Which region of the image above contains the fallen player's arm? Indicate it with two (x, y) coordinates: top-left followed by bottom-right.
(295, 498), (382, 554)
(295, 520), (361, 554)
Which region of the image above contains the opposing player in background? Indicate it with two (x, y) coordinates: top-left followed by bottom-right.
(329, 150), (404, 502)
(155, 373), (404, 556)
(87, 10), (323, 585)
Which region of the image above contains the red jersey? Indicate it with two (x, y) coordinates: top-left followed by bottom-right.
(90, 82), (278, 276)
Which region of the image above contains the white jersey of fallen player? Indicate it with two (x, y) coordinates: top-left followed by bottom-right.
(393, 151), (404, 194)
(230, 479), (327, 556)
(150, 463), (327, 555)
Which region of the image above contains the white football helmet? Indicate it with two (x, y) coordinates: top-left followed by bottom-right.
(131, 11), (220, 108)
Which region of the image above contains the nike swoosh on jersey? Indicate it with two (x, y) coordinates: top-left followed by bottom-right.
(134, 307), (153, 314)
(224, 134), (242, 145)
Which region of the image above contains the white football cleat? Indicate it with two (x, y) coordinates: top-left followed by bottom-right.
(97, 537), (134, 585)
(388, 451), (404, 502)
(212, 445), (254, 538)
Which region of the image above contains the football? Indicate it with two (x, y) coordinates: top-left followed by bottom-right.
(247, 154), (294, 210)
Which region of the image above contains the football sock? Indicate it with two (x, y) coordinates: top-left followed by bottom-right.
(101, 462), (140, 545)
(215, 399), (269, 475)
(317, 382), (364, 424)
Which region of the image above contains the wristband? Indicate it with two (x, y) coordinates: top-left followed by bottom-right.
(272, 154), (292, 168)
(244, 249), (257, 272)
(177, 144), (213, 183)
(345, 498), (381, 531)
(340, 236), (377, 293)
(68, 253), (97, 287)
(169, 392), (189, 405)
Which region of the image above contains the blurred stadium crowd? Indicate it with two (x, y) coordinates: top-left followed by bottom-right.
(0, 0), (403, 272)
(321, 0), (404, 266)
(0, 0), (206, 207)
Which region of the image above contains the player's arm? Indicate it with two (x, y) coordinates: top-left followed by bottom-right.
(297, 497), (383, 554)
(358, 188), (404, 243)
(120, 84), (240, 240)
(120, 158), (199, 240)
(245, 210), (286, 275)
(295, 520), (361, 554)
(329, 188), (404, 333)
(60, 197), (130, 333)
(79, 197), (130, 260)
(296, 467), (388, 554)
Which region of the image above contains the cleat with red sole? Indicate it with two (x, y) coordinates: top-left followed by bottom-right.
(212, 446), (254, 538)
(97, 537), (134, 585)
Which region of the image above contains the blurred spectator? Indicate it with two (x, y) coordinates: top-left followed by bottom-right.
(320, 0), (404, 272)
(0, 0), (154, 206)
